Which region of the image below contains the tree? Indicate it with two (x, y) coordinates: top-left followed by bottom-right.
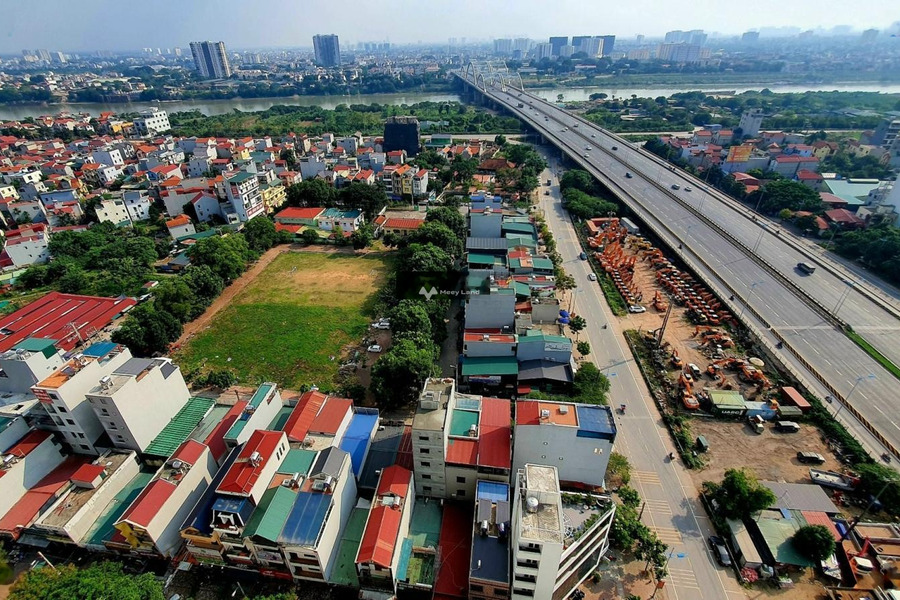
(182, 265), (224, 308)
(153, 277), (196, 323)
(425, 206), (467, 240)
(112, 303), (182, 357)
(350, 223), (375, 249)
(451, 155), (477, 183)
(188, 234), (254, 283)
(9, 561), (164, 600)
(370, 340), (439, 410)
(569, 315), (587, 339)
(243, 215), (277, 253)
(397, 243), (453, 274)
(607, 452), (632, 485)
(285, 179), (336, 207)
(339, 183), (388, 220)
(300, 229), (321, 245)
(57, 266), (89, 294)
(778, 208), (793, 220)
(494, 134), (507, 147)
(17, 265), (48, 289)
(618, 485), (641, 508)
(706, 468), (777, 519)
(572, 363), (610, 405)
(388, 300), (433, 339)
(577, 341), (591, 357)
(750, 179), (822, 214)
(793, 525), (836, 563)
(410, 221), (463, 258)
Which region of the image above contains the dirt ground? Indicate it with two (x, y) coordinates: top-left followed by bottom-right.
(581, 554), (661, 600)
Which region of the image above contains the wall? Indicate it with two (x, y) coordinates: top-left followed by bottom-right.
(512, 426), (612, 489)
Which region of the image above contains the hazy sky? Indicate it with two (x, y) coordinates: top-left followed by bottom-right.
(1, 0), (896, 52)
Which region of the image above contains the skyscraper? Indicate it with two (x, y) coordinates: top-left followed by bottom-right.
(549, 36), (569, 57)
(313, 34), (341, 67)
(599, 35), (616, 56)
(189, 41), (232, 79)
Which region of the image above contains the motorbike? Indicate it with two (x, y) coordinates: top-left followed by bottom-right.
(619, 404), (626, 414)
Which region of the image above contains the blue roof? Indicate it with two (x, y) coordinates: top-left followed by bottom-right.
(476, 481), (509, 503)
(576, 405), (617, 440)
(359, 425), (404, 490)
(181, 446), (242, 534)
(278, 491), (330, 546)
(339, 411), (378, 477)
(471, 534), (509, 584)
(82, 341), (118, 358)
(212, 496), (251, 515)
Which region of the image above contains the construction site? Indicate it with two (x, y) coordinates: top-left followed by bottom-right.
(583, 216), (851, 483)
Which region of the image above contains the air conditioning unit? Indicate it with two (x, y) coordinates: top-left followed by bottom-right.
(99, 375), (112, 389)
(558, 405), (569, 414)
(469, 424), (478, 437)
(540, 409), (550, 419)
(249, 451), (262, 466)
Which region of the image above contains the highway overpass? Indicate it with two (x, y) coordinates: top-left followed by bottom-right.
(455, 70), (900, 465)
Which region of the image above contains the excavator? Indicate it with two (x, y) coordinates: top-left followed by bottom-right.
(740, 364), (771, 389)
(670, 350), (684, 369)
(652, 291), (668, 312)
(693, 325), (722, 338)
(678, 370), (700, 410)
(701, 333), (735, 349)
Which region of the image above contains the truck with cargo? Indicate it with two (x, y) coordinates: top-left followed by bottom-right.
(621, 217), (640, 235)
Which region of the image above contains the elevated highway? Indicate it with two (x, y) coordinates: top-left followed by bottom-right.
(455, 71), (900, 465)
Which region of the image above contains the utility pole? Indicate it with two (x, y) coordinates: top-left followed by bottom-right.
(656, 301), (674, 349)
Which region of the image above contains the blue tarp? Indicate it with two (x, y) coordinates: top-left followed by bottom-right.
(339, 412), (378, 477)
(476, 481), (509, 502)
(559, 310), (570, 318)
(278, 492), (329, 546)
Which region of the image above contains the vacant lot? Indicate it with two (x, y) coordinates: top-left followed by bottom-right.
(175, 252), (390, 390)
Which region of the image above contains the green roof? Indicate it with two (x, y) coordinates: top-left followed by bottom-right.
(226, 383), (275, 440)
(502, 222), (537, 235)
(449, 409), (480, 437)
(519, 330), (571, 345)
(177, 228), (219, 243)
(277, 449), (317, 476)
(708, 389), (745, 407)
(755, 511), (814, 567)
(506, 235), (536, 248)
(467, 253), (506, 266)
(514, 281), (531, 297)
(227, 171), (257, 183)
(84, 470), (155, 548)
(331, 507), (369, 587)
(243, 486), (296, 542)
(15, 337), (58, 358)
(461, 356), (519, 376)
(408, 498), (442, 549)
(267, 405), (294, 431)
(532, 257), (554, 270)
(143, 397), (215, 457)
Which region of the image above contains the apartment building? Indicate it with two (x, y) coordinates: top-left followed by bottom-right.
(0, 430), (66, 519)
(513, 401), (616, 489)
(85, 357), (190, 453)
(469, 481), (511, 599)
(510, 465), (615, 600)
(114, 440), (219, 557)
(31, 343), (132, 455)
(132, 108), (171, 136)
(412, 379), (455, 498)
(224, 171), (265, 222)
(190, 41), (233, 79)
(223, 383), (283, 447)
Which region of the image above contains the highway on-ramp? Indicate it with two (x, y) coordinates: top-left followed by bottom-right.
(459, 74), (900, 464)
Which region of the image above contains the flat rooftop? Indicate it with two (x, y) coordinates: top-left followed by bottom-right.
(519, 465), (563, 543)
(38, 452), (132, 528)
(413, 378), (454, 432)
(83, 470), (155, 548)
(449, 408), (479, 437)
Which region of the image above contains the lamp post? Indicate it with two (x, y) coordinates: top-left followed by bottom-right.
(833, 279), (855, 317)
(834, 374), (875, 419)
(739, 281), (764, 319)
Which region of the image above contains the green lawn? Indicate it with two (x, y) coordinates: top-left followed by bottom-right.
(176, 252), (390, 390)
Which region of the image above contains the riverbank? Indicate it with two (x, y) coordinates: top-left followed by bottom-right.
(526, 71), (900, 90)
(3, 79), (900, 120)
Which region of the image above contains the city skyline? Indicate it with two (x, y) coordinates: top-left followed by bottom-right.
(1, 0), (897, 53)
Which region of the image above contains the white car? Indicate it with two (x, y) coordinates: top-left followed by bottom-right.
(372, 321), (390, 330)
(591, 134), (596, 138)
(685, 187), (693, 192)
(628, 305), (646, 313)
(367, 345), (383, 353)
(585, 146), (592, 151)
(588, 273), (598, 281)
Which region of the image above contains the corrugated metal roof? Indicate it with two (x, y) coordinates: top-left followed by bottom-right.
(460, 356), (518, 376)
(309, 397), (352, 435)
(278, 449), (316, 477)
(478, 397), (511, 470)
(243, 485), (296, 542)
(278, 491), (330, 546)
(466, 237), (507, 251)
(339, 411), (379, 477)
(85, 470), (155, 547)
(311, 446), (347, 479)
(143, 397), (215, 458)
(331, 507), (369, 587)
(762, 481), (839, 514)
(283, 390), (327, 443)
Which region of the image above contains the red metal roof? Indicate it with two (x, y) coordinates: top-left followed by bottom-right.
(166, 214), (191, 228)
(71, 463), (106, 485)
(0, 456), (91, 538)
(203, 401), (247, 462)
(172, 439), (207, 466)
(446, 438), (478, 466)
(433, 502), (472, 598)
(395, 426), (413, 470)
(3, 429), (52, 460)
(515, 400), (542, 426)
(356, 466), (411, 568)
(825, 208), (864, 225)
(463, 332), (516, 343)
(382, 217), (424, 230)
(308, 397), (352, 435)
(119, 479), (177, 528)
(283, 390), (326, 443)
(478, 397), (511, 470)
(800, 511), (841, 541)
(216, 430), (284, 495)
(0, 292), (136, 353)
(275, 207), (325, 221)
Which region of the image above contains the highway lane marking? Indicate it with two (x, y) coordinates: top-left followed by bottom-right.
(668, 567), (701, 589)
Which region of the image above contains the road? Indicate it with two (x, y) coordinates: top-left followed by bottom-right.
(540, 160), (747, 600)
(458, 74), (900, 465)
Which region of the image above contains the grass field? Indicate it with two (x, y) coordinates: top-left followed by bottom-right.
(175, 252), (390, 390)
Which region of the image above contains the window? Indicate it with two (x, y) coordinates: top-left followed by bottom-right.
(456, 476), (466, 484)
(419, 448), (430, 455)
(100, 398), (107, 405)
(470, 584), (484, 592)
(456, 489), (466, 497)
(513, 588), (534, 598)
(80, 444), (89, 450)
(53, 417), (63, 426)
(66, 419), (75, 425)
(418, 435), (429, 441)
(420, 461), (431, 468)
(77, 433), (85, 439)
(422, 474), (431, 480)
(422, 486), (432, 493)
(116, 434), (125, 441)
(57, 406), (67, 413)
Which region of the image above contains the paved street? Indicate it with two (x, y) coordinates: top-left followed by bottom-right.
(540, 158), (748, 600)
(461, 75), (900, 465)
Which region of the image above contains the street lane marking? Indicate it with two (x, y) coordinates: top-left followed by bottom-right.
(668, 567), (701, 589)
(633, 470), (662, 485)
(650, 526), (684, 545)
(643, 498), (673, 515)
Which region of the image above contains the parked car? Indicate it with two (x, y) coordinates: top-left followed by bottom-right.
(688, 363), (702, 379)
(579, 252), (588, 260)
(708, 536), (732, 566)
(544, 190), (550, 195)
(612, 146), (618, 151)
(372, 320), (390, 330)
(628, 305), (646, 313)
(588, 273), (598, 281)
(775, 421), (801, 433)
(367, 345), (383, 353)
(591, 134), (596, 138)
(797, 451), (826, 464)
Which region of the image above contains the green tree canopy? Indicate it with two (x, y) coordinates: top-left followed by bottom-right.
(397, 243), (453, 274)
(425, 206), (467, 240)
(9, 561), (164, 600)
(243, 215), (278, 253)
(285, 179), (337, 207)
(339, 182), (387, 220)
(793, 525), (836, 563)
(572, 362), (610, 405)
(182, 265), (225, 307)
(409, 221), (463, 258)
(370, 339), (439, 410)
(188, 234), (254, 283)
(111, 303), (183, 357)
(152, 277), (196, 323)
(388, 300), (433, 339)
(750, 179), (823, 215)
(706, 468), (777, 519)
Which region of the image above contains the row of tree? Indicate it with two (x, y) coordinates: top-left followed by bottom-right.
(559, 169), (620, 220)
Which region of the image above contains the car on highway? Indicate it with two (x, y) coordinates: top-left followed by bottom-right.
(625, 172), (633, 178)
(797, 262), (817, 275)
(573, 123), (579, 127)
(588, 273), (597, 281)
(591, 134), (596, 138)
(627, 305), (646, 313)
(708, 536), (732, 567)
(685, 187), (692, 192)
(671, 184), (680, 190)
(367, 345), (383, 353)
(584, 153), (590, 158)
(579, 252), (588, 260)
(612, 146), (618, 151)
(585, 146), (592, 151)
(797, 451), (826, 464)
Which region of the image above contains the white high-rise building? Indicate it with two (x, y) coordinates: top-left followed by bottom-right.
(738, 109), (765, 138)
(190, 41), (233, 79)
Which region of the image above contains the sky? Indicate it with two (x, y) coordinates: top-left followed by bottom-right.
(1, 0), (897, 53)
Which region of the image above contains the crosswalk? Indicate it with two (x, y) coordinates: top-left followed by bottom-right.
(632, 470), (662, 485)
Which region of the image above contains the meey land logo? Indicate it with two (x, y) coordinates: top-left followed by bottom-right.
(398, 272), (475, 301)
(419, 286), (439, 301)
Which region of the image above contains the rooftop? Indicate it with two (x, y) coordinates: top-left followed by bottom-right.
(471, 481), (510, 585)
(283, 389), (327, 443)
(180, 446), (241, 536)
(359, 424), (408, 490)
(461, 356), (519, 377)
(433, 502), (473, 598)
(224, 383), (277, 441)
(243, 485), (297, 543)
(357, 465), (412, 567)
(84, 470), (155, 548)
(217, 429), (285, 496)
(308, 396), (352, 435)
(518, 464), (564, 543)
(449, 408), (480, 437)
(37, 451), (132, 528)
(339, 409), (379, 477)
(331, 507), (369, 587)
(143, 397), (215, 458)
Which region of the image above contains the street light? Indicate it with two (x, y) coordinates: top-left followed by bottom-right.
(834, 374), (875, 419)
(833, 279), (856, 317)
(739, 281), (764, 319)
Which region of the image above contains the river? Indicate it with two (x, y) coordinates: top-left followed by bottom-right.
(2, 82), (899, 120)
